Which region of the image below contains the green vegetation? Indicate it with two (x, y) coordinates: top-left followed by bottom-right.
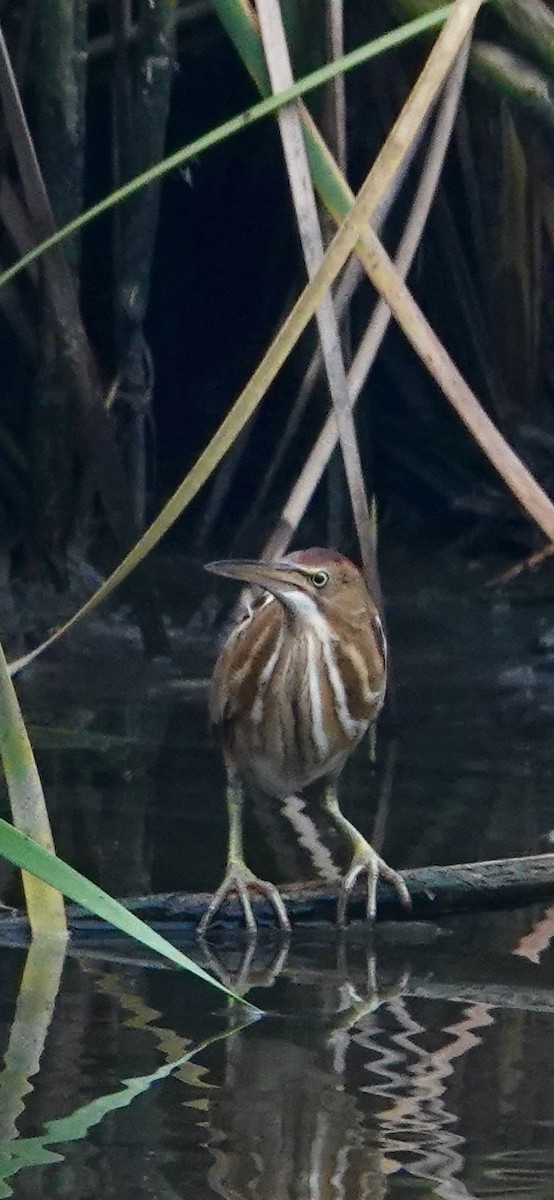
(1, 0), (554, 981)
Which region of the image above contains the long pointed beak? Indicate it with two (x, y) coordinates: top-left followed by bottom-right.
(205, 558), (300, 593)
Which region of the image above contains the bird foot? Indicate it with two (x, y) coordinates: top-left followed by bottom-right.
(337, 841), (411, 926)
(198, 862), (291, 936)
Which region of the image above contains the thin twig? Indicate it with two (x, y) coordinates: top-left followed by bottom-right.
(487, 541), (554, 585)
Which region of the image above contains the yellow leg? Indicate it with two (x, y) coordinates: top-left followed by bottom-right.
(320, 785), (411, 925)
(198, 778), (290, 936)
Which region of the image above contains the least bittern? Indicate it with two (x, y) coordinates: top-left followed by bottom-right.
(199, 548), (410, 934)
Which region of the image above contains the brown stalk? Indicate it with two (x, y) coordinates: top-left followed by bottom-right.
(257, 0), (380, 601)
(487, 541), (554, 585)
(322, 0), (349, 549)
(231, 16), (436, 554)
(4, 0), (505, 675)
(262, 41), (471, 560)
(243, 0), (554, 561)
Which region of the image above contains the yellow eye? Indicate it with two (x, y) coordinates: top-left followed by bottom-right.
(312, 570), (329, 588)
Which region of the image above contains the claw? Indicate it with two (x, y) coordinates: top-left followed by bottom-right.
(337, 844), (411, 927)
(198, 864), (291, 936)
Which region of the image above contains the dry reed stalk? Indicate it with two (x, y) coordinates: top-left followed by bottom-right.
(234, 103), (436, 550)
(359, 227), (554, 540)
(227, 1), (554, 553)
(203, 0), (480, 554)
(8, 0), (485, 676)
(257, 0), (379, 597)
(322, 0), (349, 549)
(262, 41), (471, 559)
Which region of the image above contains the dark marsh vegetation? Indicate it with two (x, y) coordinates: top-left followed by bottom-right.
(1, 1), (554, 1197)
(2, 0), (554, 636)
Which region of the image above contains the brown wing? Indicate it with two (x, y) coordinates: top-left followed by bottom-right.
(209, 597), (283, 735)
(209, 635), (238, 730)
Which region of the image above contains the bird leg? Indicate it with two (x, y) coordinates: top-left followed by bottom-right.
(198, 778), (291, 935)
(320, 786), (411, 925)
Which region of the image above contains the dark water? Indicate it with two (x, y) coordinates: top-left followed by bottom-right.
(2, 543), (554, 1199)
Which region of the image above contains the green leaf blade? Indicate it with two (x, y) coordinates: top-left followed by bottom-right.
(0, 818), (244, 1003)
(0, 5), (457, 297)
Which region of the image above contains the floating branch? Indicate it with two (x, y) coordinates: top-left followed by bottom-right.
(1, 853), (553, 936)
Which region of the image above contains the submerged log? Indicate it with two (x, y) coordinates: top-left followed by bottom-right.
(95, 852), (554, 930)
(1, 852), (554, 938)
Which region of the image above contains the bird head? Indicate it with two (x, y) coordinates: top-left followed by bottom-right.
(205, 548), (376, 627)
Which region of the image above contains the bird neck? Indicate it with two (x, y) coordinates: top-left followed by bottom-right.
(275, 587), (372, 648)
(275, 588), (330, 637)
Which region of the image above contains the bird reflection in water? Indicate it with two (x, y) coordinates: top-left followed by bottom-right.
(199, 937), (488, 1200)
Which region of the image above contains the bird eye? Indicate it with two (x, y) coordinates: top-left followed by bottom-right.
(311, 570), (329, 588)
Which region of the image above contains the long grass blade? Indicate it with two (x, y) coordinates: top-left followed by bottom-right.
(228, 0), (554, 551)
(0, 819), (242, 999)
(0, 1018), (256, 1194)
(0, 636), (66, 937)
(0, 4), (460, 295)
(214, 0), (443, 227)
(7, 0), (483, 676)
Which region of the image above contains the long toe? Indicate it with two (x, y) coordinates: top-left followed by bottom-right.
(377, 859), (412, 914)
(198, 871), (255, 935)
(198, 866), (290, 936)
(254, 879), (291, 932)
(337, 847), (411, 927)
